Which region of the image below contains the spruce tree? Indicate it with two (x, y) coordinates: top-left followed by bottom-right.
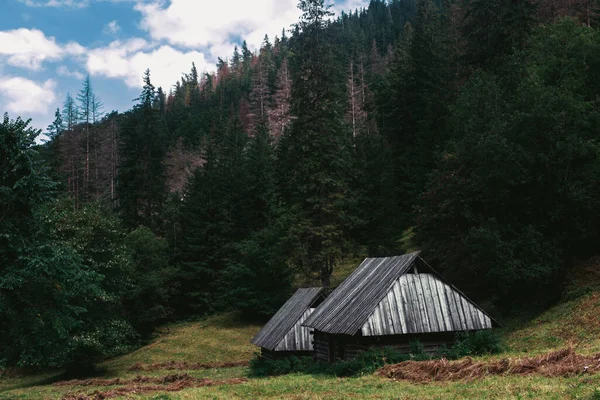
(176, 129), (228, 315)
(46, 108), (64, 140)
(462, 0), (536, 69)
(62, 93), (77, 131)
(278, 0), (353, 287)
(119, 69), (167, 232)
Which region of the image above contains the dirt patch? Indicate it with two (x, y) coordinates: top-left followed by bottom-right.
(60, 374), (248, 399)
(378, 348), (600, 383)
(127, 360), (249, 371)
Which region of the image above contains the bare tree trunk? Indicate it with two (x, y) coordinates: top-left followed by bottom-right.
(359, 59), (369, 136)
(349, 60), (356, 141)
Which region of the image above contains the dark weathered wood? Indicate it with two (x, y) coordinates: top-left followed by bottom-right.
(312, 330), (457, 361)
(313, 331), (330, 362)
(261, 348), (311, 360)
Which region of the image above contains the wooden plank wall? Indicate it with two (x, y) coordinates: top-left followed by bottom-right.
(275, 308), (315, 351)
(312, 331), (456, 362)
(361, 273), (492, 336)
(252, 287), (323, 350)
(261, 348), (312, 360)
(313, 331), (330, 362)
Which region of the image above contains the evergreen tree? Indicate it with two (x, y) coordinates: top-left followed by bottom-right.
(46, 108), (64, 140)
(176, 131), (228, 315)
(62, 93), (77, 131)
(124, 226), (176, 334)
(462, 0), (536, 69)
(221, 126), (294, 318)
(417, 19), (600, 307)
(278, 0), (354, 287)
(119, 69), (167, 232)
(0, 114), (133, 370)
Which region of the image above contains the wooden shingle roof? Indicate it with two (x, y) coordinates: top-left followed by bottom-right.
(251, 287), (324, 351)
(303, 253), (420, 335)
(304, 252), (496, 336)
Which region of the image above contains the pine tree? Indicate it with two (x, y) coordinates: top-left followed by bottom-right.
(462, 0), (536, 69)
(62, 93), (77, 131)
(246, 55), (271, 136)
(268, 58), (293, 141)
(176, 127), (230, 315)
(46, 108), (64, 140)
(278, 0), (354, 287)
(231, 46), (242, 73)
(78, 76), (93, 196)
(119, 69), (167, 232)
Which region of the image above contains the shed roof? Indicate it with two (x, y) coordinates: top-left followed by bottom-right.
(303, 253), (420, 335)
(303, 252), (497, 336)
(251, 287), (324, 351)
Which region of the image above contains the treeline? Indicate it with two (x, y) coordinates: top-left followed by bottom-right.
(2, 0), (600, 369)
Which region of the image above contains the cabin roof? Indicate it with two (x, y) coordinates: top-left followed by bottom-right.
(303, 252), (497, 336)
(251, 287), (324, 351)
(303, 252), (420, 335)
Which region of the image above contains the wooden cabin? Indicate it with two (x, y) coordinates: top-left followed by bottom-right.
(303, 252), (498, 362)
(251, 287), (325, 359)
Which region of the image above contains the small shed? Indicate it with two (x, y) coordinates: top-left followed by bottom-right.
(251, 287), (326, 359)
(303, 252), (498, 362)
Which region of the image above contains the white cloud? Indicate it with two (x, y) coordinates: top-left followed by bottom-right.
(0, 29), (63, 70)
(209, 41), (237, 61)
(86, 39), (211, 89)
(65, 42), (87, 55)
(134, 0), (371, 59)
(0, 77), (57, 115)
(135, 0), (300, 51)
(104, 20), (120, 35)
(0, 28), (84, 70)
(57, 65), (85, 80)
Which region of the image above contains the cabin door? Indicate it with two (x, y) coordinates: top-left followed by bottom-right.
(327, 335), (335, 363)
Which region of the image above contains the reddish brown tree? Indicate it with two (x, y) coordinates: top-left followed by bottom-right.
(268, 58), (293, 142)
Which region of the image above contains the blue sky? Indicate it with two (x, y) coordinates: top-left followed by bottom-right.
(0, 0), (368, 133)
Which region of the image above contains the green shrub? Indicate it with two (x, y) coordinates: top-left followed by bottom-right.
(249, 347), (409, 378)
(438, 331), (503, 359)
(408, 340), (430, 361)
(250, 333), (503, 378)
(331, 347), (409, 376)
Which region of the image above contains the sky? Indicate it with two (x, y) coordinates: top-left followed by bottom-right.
(0, 0), (369, 134)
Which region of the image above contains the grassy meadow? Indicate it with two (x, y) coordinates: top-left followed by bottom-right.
(3, 258), (600, 399)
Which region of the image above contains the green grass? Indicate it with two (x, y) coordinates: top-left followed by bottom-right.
(503, 258), (600, 355)
(102, 313), (261, 372)
(156, 374), (600, 399)
(0, 313), (262, 399)
(4, 258), (600, 399)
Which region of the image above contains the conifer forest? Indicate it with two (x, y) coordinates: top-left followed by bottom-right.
(2, 0), (600, 371)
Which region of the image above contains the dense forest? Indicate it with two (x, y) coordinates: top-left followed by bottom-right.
(2, 0), (600, 370)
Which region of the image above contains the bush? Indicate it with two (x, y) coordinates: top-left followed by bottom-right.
(250, 333), (503, 378)
(249, 354), (316, 377)
(250, 330), (503, 377)
(332, 347), (411, 377)
(438, 331), (503, 359)
(249, 347), (409, 378)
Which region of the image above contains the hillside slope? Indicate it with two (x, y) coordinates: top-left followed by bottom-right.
(3, 258), (600, 399)
(505, 256), (600, 354)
